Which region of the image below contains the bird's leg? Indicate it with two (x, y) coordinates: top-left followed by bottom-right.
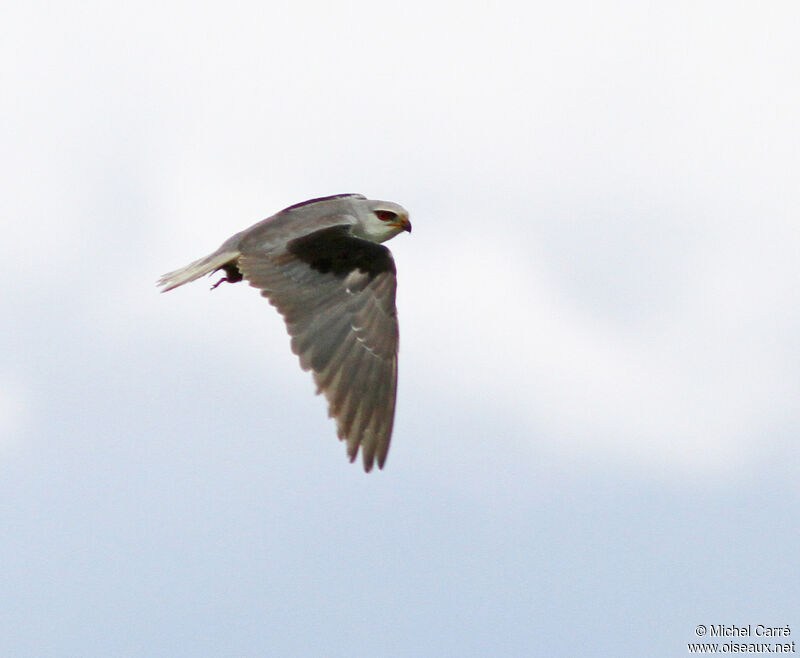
(210, 262), (243, 290)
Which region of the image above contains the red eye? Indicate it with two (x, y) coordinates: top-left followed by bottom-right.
(375, 210), (397, 222)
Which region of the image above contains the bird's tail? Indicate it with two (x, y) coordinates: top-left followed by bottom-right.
(157, 249), (241, 292)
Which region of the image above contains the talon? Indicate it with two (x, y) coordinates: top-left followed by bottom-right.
(210, 262), (244, 290)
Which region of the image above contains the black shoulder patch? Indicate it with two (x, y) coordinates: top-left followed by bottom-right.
(287, 226), (395, 278)
(282, 193), (365, 212)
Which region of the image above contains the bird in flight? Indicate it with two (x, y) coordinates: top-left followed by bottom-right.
(158, 194), (411, 471)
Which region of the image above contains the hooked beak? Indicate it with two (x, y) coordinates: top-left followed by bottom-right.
(391, 216), (412, 233)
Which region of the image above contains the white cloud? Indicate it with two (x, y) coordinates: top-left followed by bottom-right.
(3, 0), (798, 484)
(403, 212), (800, 481)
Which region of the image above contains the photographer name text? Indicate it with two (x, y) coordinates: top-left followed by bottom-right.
(701, 625), (791, 638)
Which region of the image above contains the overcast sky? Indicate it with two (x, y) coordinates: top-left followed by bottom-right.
(2, 2), (799, 656)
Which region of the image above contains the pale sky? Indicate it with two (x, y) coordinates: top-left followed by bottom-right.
(2, 2), (799, 656)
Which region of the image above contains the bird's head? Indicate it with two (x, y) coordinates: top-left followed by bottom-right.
(353, 199), (412, 243)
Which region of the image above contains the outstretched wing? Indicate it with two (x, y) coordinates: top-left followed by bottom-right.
(237, 225), (399, 471)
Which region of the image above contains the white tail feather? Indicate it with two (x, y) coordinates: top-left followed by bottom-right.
(157, 250), (240, 292)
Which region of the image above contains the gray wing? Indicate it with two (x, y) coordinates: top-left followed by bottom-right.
(237, 225), (399, 471)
